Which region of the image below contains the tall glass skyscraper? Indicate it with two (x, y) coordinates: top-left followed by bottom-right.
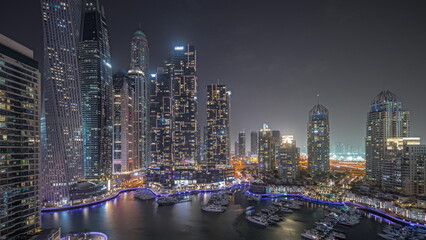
(0, 34), (41, 239)
(150, 67), (173, 165)
(307, 103), (330, 176)
(79, 0), (113, 179)
(258, 124), (280, 172)
(277, 135), (300, 179)
(238, 130), (246, 157)
(129, 29), (149, 169)
(113, 72), (135, 173)
(171, 45), (198, 164)
(250, 131), (258, 156)
(365, 90), (410, 186)
(41, 0), (84, 203)
(206, 84), (231, 167)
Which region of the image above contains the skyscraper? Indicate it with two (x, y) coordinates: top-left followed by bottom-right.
(382, 137), (420, 192)
(277, 135), (300, 179)
(171, 45), (198, 164)
(113, 72), (135, 173)
(0, 34), (41, 239)
(41, 0), (84, 203)
(206, 84), (231, 167)
(307, 103), (330, 176)
(365, 90), (410, 186)
(150, 67), (173, 165)
(129, 29), (150, 169)
(250, 131), (258, 156)
(258, 124), (280, 172)
(238, 130), (246, 158)
(79, 0), (113, 179)
(403, 144), (426, 196)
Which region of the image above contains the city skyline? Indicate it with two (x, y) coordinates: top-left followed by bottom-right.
(2, 0), (426, 151)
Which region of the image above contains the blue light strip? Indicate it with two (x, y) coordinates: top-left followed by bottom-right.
(60, 231), (108, 240)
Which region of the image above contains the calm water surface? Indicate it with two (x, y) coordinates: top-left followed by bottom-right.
(42, 191), (386, 240)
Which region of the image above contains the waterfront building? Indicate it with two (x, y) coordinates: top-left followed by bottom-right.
(403, 144), (426, 196)
(307, 103), (330, 176)
(250, 131), (258, 156)
(383, 137), (420, 193)
(171, 45), (198, 164)
(238, 130), (246, 157)
(258, 124), (280, 172)
(277, 135), (300, 179)
(365, 90), (410, 186)
(0, 34), (41, 239)
(112, 72), (135, 173)
(149, 67), (173, 165)
(206, 84), (231, 167)
(129, 29), (150, 169)
(41, 0), (84, 203)
(79, 0), (113, 179)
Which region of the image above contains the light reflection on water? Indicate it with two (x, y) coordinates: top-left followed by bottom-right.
(42, 191), (383, 240)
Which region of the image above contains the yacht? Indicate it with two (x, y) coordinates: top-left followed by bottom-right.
(156, 196), (178, 206)
(246, 216), (268, 227)
(201, 204), (225, 213)
(134, 189), (156, 200)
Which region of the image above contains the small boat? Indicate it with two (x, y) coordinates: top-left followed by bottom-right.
(246, 216), (268, 227)
(201, 204), (225, 213)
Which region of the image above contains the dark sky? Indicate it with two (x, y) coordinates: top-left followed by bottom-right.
(1, 0), (426, 153)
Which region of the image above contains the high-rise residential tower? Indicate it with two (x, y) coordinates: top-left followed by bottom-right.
(171, 45), (198, 164)
(238, 130), (246, 158)
(250, 131), (258, 156)
(41, 0), (84, 203)
(79, 0), (113, 179)
(365, 90), (410, 186)
(382, 137), (420, 193)
(258, 124), (280, 172)
(113, 72), (135, 173)
(206, 84), (231, 167)
(277, 135), (300, 179)
(150, 67), (173, 165)
(307, 103), (330, 176)
(129, 29), (149, 169)
(0, 34), (41, 239)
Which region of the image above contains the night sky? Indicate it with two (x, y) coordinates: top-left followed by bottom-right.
(1, 0), (426, 153)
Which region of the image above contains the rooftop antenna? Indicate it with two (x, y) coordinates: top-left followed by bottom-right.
(217, 78), (220, 85)
(138, 22), (142, 30)
(317, 94), (320, 104)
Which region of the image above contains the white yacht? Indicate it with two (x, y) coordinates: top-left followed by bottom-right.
(246, 216), (268, 227)
(201, 204), (225, 213)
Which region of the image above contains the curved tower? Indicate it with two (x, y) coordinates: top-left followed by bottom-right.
(307, 104), (330, 176)
(365, 90), (410, 186)
(40, 0), (84, 204)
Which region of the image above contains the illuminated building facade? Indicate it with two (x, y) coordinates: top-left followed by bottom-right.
(129, 29), (150, 169)
(365, 90), (410, 186)
(0, 34), (40, 239)
(250, 131), (258, 156)
(383, 137), (420, 193)
(307, 104), (330, 176)
(41, 0), (84, 203)
(403, 144), (426, 196)
(277, 135), (300, 179)
(171, 45), (198, 164)
(258, 124), (280, 172)
(79, 0), (113, 179)
(238, 130), (246, 157)
(113, 72), (135, 173)
(206, 84), (231, 167)
(150, 67), (173, 165)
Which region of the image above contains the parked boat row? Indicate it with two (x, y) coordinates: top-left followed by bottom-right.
(201, 191), (232, 213)
(301, 206), (362, 240)
(245, 198), (300, 228)
(378, 225), (426, 240)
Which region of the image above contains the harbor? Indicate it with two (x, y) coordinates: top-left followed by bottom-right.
(42, 189), (402, 240)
